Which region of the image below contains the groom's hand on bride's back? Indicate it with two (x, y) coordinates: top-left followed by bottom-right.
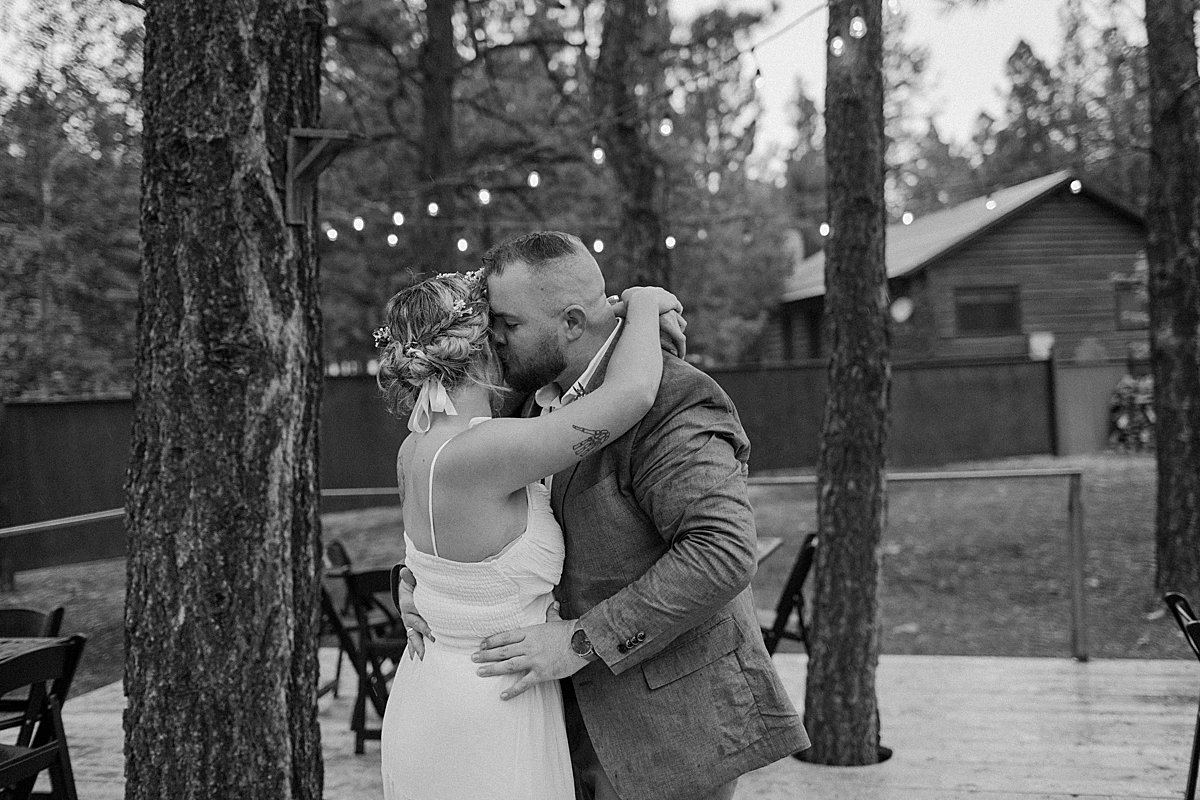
(396, 566), (434, 660)
(471, 604), (585, 701)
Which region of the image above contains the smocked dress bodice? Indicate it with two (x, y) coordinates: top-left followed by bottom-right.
(402, 480), (564, 650)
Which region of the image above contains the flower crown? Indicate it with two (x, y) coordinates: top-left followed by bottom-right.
(373, 268), (487, 354)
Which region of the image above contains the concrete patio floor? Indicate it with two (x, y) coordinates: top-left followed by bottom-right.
(58, 650), (1198, 799)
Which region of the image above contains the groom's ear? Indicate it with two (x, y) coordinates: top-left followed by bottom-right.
(561, 304), (587, 341)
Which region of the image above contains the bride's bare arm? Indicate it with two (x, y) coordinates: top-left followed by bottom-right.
(451, 286), (676, 493)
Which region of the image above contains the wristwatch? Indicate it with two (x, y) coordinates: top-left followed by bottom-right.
(570, 623), (596, 661)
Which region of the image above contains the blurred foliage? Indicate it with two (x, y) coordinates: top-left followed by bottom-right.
(0, 0), (1156, 397)
(0, 0), (142, 399)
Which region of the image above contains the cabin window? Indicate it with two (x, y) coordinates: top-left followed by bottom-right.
(954, 286), (1021, 336)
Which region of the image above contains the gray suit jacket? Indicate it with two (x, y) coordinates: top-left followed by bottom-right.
(551, 352), (809, 800)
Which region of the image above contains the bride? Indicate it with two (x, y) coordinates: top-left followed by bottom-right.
(372, 268), (679, 800)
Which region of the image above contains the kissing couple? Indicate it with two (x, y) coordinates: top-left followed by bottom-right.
(373, 231), (809, 800)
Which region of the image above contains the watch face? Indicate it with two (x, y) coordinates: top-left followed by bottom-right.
(571, 628), (593, 656)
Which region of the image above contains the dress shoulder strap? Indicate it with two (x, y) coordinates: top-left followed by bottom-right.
(427, 437), (456, 558)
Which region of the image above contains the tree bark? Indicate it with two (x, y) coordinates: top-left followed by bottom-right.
(125, 1), (325, 798)
(1145, 0), (1200, 601)
(594, 0), (670, 289)
(803, 0), (890, 766)
(415, 0), (457, 273)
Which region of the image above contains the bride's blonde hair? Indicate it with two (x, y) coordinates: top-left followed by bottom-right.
(376, 271), (504, 417)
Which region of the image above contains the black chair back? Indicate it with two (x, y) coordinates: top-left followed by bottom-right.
(0, 608), (64, 638)
(0, 634), (87, 800)
(761, 533), (818, 655)
(1163, 592), (1200, 800)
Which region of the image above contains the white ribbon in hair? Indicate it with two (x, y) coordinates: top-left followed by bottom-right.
(407, 377), (459, 433)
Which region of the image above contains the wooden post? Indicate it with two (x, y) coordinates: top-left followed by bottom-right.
(1067, 472), (1088, 661)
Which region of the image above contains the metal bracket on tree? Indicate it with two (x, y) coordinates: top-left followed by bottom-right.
(286, 128), (362, 225)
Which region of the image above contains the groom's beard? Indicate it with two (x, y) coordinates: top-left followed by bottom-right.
(500, 334), (566, 397)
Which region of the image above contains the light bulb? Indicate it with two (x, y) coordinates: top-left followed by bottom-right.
(830, 36), (846, 57)
(457, 238), (468, 252)
(527, 171), (540, 188)
(392, 211), (405, 226)
(592, 239), (604, 253)
(478, 188), (491, 205)
(902, 211), (914, 225)
(592, 147), (605, 165)
(353, 216), (364, 231)
(1070, 179), (1082, 194)
(665, 235), (676, 249)
(427, 201), (440, 216)
(326, 228), (339, 241)
(697, 228), (708, 241)
(985, 198), (997, 210)
(849, 15), (867, 39)
(387, 233), (398, 247)
(819, 222), (830, 237)
(887, 0), (901, 15)
(659, 118), (673, 136)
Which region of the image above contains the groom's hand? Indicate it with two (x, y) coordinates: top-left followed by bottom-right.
(472, 609), (586, 701)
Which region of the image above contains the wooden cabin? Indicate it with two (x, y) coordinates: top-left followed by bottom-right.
(774, 171), (1149, 364)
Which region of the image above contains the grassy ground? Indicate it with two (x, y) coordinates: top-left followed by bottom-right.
(7, 452), (1187, 695)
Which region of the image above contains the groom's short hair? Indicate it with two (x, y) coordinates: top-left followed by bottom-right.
(481, 231), (588, 276)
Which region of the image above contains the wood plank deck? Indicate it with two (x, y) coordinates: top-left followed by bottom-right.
(54, 651), (1198, 799)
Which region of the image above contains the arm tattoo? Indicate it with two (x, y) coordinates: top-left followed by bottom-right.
(571, 425), (611, 457)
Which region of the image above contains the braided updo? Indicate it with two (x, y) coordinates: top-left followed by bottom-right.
(376, 272), (503, 418)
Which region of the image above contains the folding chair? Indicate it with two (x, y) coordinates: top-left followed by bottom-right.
(319, 542), (397, 699)
(759, 533), (817, 655)
(1164, 592), (1200, 800)
(0, 634), (87, 800)
(342, 568), (408, 754)
(0, 609), (65, 733)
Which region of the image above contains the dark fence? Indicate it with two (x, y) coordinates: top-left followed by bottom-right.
(1, 357), (1058, 576)
(711, 356), (1055, 470)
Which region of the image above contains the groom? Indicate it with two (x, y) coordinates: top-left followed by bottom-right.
(468, 231), (809, 800)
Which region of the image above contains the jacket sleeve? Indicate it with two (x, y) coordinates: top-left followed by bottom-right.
(578, 371), (758, 674)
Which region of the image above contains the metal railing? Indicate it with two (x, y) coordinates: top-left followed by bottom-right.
(748, 468), (1088, 661)
(1, 472), (1088, 660)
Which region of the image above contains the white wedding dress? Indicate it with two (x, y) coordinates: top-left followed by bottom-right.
(380, 419), (574, 800)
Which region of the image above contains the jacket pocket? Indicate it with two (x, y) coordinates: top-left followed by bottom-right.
(642, 616), (742, 690)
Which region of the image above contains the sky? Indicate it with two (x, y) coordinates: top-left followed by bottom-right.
(686, 0), (1145, 153)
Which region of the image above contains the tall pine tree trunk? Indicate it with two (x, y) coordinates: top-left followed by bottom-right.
(1145, 0), (1200, 601)
(594, 0), (670, 289)
(415, 0), (457, 273)
(125, 1), (325, 797)
(803, 0), (890, 766)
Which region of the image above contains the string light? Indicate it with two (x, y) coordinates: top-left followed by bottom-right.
(592, 239), (604, 253)
(697, 228), (708, 241)
(457, 238), (469, 252)
(392, 211), (405, 226)
(592, 147), (606, 165)
(985, 198), (997, 210)
(427, 201), (440, 216)
(478, 188), (491, 205)
(658, 118), (673, 136)
(326, 228), (339, 241)
(902, 211), (914, 225)
(1070, 180), (1082, 194)
(849, 15), (867, 39)
(819, 222), (830, 237)
(665, 235), (677, 249)
(353, 216), (364, 231)
(387, 233), (398, 247)
(527, 171), (540, 188)
(829, 36), (846, 57)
